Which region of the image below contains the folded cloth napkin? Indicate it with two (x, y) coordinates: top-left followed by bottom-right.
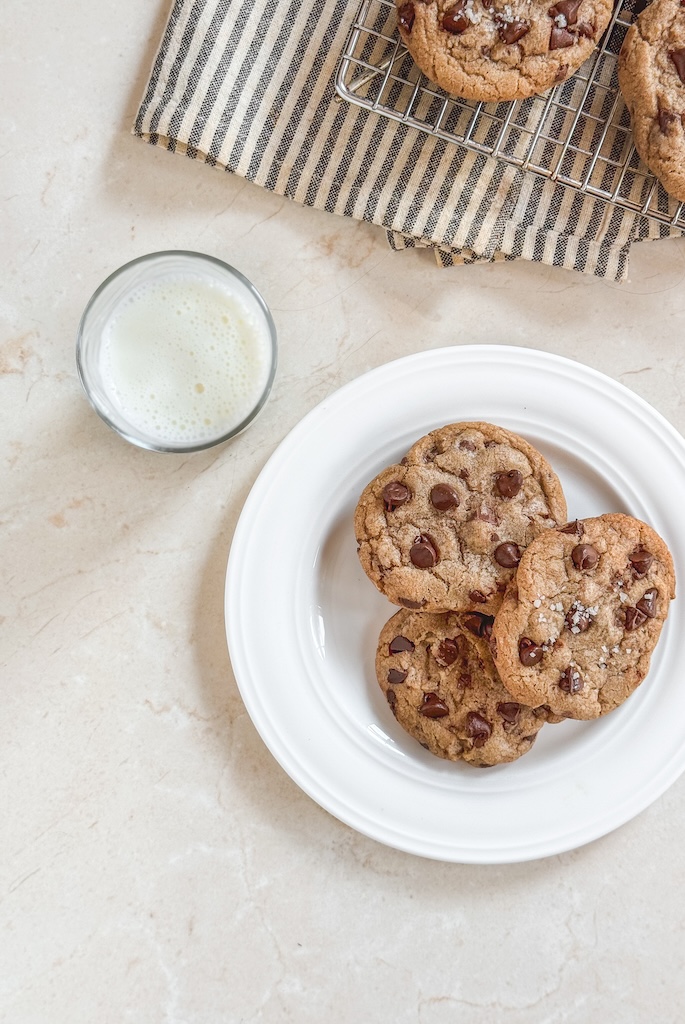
(133, 0), (682, 280)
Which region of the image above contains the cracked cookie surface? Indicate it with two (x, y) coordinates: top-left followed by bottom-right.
(395, 0), (613, 101)
(491, 513), (676, 719)
(354, 421), (567, 615)
(377, 608), (553, 764)
(618, 0), (685, 202)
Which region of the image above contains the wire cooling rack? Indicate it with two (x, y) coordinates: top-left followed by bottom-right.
(335, 0), (685, 230)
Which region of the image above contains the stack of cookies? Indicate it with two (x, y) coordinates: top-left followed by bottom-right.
(394, 0), (614, 102)
(618, 0), (685, 203)
(354, 422), (675, 768)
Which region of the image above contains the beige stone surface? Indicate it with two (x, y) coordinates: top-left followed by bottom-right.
(2, 1), (685, 1022)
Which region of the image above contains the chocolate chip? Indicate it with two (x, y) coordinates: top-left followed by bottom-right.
(497, 701), (520, 723)
(442, 1), (469, 33)
(497, 19), (530, 43)
(382, 480), (410, 511)
(386, 689), (397, 709)
(636, 587), (658, 618)
(458, 439), (476, 451)
(494, 542), (521, 568)
(430, 483), (460, 511)
(387, 669), (407, 684)
(398, 3), (415, 32)
(564, 603), (592, 633)
(554, 62), (569, 82)
(468, 589), (487, 603)
(389, 635), (415, 654)
(495, 469), (523, 498)
(575, 21), (594, 37)
(658, 107), (678, 133)
(435, 638), (459, 666)
(549, 0), (582, 23)
(572, 543), (598, 570)
(559, 519), (583, 536)
(466, 711), (492, 747)
(629, 545), (653, 577)
(462, 612), (495, 637)
(398, 597), (426, 609)
(559, 666), (583, 693)
(519, 637), (543, 665)
(420, 692), (449, 718)
(670, 49), (685, 84)
(410, 534), (439, 568)
(549, 26), (576, 48)
(459, 673), (472, 688)
(625, 605), (648, 630)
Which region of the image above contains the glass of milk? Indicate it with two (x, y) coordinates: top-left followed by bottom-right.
(76, 251), (277, 452)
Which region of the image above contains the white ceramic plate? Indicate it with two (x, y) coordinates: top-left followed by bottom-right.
(225, 346), (685, 863)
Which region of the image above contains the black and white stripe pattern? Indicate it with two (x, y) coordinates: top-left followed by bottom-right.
(134, 0), (680, 280)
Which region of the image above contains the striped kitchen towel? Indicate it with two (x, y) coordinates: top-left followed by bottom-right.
(133, 0), (682, 280)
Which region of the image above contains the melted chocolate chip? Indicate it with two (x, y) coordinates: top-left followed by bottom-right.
(387, 669), (407, 684)
(462, 612), (495, 638)
(495, 469), (523, 498)
(658, 107), (678, 133)
(636, 587), (658, 618)
(382, 480), (410, 511)
(443, 1), (469, 33)
(572, 543), (598, 570)
(629, 546), (653, 577)
(466, 711), (492, 747)
(468, 589), (487, 604)
(549, 25), (576, 48)
(397, 2), (415, 32)
(494, 542), (521, 568)
(549, 0), (582, 24)
(497, 701), (520, 723)
(498, 18), (530, 43)
(625, 605), (648, 631)
(559, 666), (583, 693)
(420, 692), (450, 718)
(389, 635), (415, 654)
(559, 519), (584, 536)
(671, 49), (685, 85)
(519, 637), (543, 666)
(398, 597), (426, 609)
(435, 638), (460, 666)
(410, 534), (439, 568)
(458, 439), (476, 451)
(564, 605), (592, 633)
(430, 483), (460, 511)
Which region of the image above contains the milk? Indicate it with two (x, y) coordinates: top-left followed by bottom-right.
(100, 273), (273, 446)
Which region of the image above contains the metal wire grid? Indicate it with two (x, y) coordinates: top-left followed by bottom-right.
(334, 0), (685, 230)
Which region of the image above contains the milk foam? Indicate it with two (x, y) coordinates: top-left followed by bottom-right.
(101, 273), (272, 445)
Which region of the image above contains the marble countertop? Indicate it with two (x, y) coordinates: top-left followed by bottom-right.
(3, 2), (685, 1021)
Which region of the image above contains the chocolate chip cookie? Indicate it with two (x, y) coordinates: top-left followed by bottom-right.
(618, 0), (685, 202)
(354, 421), (567, 615)
(377, 608), (553, 764)
(395, 0), (613, 102)
(491, 513), (676, 719)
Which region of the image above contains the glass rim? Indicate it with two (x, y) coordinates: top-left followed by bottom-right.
(76, 250), (278, 454)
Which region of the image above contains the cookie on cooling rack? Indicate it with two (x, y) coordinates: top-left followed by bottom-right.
(394, 0), (614, 102)
(377, 608), (555, 765)
(354, 421), (567, 615)
(490, 513), (676, 720)
(618, 0), (685, 202)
